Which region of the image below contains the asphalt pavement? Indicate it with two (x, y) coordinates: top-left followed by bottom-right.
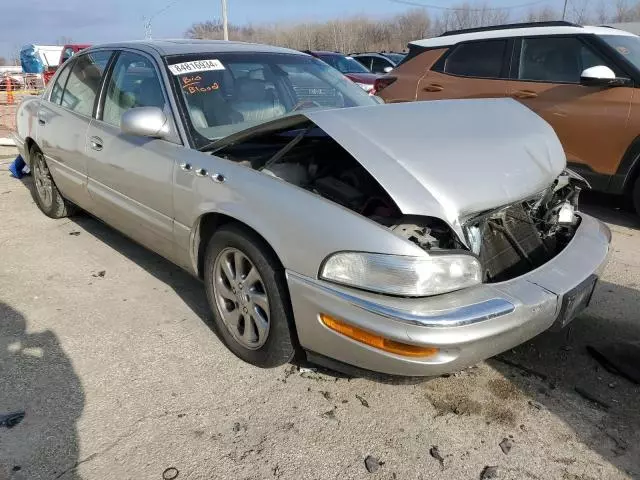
(1, 151), (639, 480)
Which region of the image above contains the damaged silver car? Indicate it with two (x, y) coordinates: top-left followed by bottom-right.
(13, 41), (610, 375)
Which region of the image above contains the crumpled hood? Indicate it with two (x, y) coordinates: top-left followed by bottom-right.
(305, 98), (566, 234)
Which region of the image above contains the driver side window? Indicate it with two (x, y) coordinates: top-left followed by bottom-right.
(102, 51), (167, 128)
(518, 37), (619, 84)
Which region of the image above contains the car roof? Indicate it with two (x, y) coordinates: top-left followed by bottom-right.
(84, 39), (303, 57)
(308, 51), (345, 56)
(410, 25), (638, 49)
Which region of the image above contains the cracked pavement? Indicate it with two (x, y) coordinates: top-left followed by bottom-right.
(1, 153), (639, 479)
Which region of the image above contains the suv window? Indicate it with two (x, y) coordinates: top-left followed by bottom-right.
(444, 40), (507, 78)
(102, 51), (167, 127)
(519, 37), (615, 83)
(371, 56), (391, 73)
(61, 51), (112, 116)
(50, 60), (73, 104)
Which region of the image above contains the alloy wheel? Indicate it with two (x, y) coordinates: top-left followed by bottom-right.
(33, 153), (53, 209)
(213, 247), (271, 350)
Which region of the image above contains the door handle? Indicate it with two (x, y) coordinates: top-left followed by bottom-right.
(512, 90), (538, 99)
(422, 84), (443, 92)
(38, 118), (46, 126)
(179, 162), (192, 171)
(89, 136), (103, 151)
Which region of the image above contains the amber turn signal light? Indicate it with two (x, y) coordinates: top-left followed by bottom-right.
(320, 314), (439, 358)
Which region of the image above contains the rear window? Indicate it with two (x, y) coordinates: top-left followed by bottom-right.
(443, 40), (507, 79)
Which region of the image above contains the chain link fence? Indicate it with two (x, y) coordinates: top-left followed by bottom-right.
(0, 73), (47, 137)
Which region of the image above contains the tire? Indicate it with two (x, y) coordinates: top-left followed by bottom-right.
(203, 224), (296, 368)
(633, 175), (640, 217)
(30, 146), (75, 219)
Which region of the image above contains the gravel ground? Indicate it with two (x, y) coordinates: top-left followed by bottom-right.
(1, 151), (639, 480)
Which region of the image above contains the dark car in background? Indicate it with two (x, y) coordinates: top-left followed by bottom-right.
(351, 52), (406, 74)
(303, 50), (381, 92)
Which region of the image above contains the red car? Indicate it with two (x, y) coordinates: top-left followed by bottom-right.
(303, 50), (382, 93)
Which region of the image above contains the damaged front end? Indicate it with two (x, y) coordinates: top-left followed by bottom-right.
(463, 171), (588, 283)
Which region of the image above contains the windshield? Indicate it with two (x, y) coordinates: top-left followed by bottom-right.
(385, 53), (406, 64)
(315, 54), (371, 74)
(600, 34), (640, 71)
(166, 53), (377, 148)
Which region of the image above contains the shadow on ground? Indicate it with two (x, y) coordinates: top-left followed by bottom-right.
(489, 280), (640, 478)
(580, 190), (639, 230)
(0, 302), (84, 480)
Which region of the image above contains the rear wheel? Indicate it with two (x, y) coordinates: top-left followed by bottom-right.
(633, 175), (640, 216)
(203, 224), (296, 368)
(30, 146), (75, 218)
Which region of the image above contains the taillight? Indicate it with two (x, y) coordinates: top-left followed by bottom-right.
(372, 76), (397, 96)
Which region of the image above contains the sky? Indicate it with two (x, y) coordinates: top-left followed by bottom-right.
(1, 0), (563, 60)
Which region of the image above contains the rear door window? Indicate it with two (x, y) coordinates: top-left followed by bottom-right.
(61, 51), (112, 116)
(50, 60), (74, 104)
(443, 40), (508, 78)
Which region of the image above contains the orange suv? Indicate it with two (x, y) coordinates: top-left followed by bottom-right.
(376, 21), (640, 214)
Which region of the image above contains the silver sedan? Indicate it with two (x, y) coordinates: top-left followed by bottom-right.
(13, 40), (610, 376)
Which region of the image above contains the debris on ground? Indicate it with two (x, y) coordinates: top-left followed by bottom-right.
(92, 270), (106, 278)
(355, 394), (370, 408)
(321, 406), (337, 420)
(528, 400), (542, 410)
(232, 422), (247, 433)
(319, 390), (333, 400)
(0, 411), (25, 429)
(574, 386), (611, 410)
(299, 367), (317, 374)
(499, 437), (513, 454)
(12, 466), (21, 472)
(162, 467), (179, 480)
(429, 446), (444, 469)
(587, 343), (640, 384)
(480, 465), (498, 479)
(364, 455), (384, 473)
(69, 231), (81, 236)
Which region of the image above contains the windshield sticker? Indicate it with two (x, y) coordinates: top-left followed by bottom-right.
(616, 46), (630, 56)
(181, 75), (220, 94)
(169, 59), (225, 75)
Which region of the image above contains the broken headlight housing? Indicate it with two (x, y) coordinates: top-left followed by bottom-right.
(320, 251), (482, 297)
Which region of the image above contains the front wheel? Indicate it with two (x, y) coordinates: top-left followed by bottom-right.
(203, 224), (296, 368)
(31, 147), (75, 218)
(633, 175), (640, 217)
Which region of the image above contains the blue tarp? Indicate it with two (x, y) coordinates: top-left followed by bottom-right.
(20, 45), (44, 74)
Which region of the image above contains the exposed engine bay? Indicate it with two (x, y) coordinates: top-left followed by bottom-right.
(464, 172), (585, 282)
(213, 124), (584, 284)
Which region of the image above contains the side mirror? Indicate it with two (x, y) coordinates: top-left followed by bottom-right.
(383, 66), (393, 73)
(580, 65), (632, 87)
(121, 107), (169, 138)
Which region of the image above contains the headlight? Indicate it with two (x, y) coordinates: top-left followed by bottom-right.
(355, 82), (374, 92)
(320, 252), (482, 297)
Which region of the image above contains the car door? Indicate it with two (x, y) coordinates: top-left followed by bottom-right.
(417, 39), (511, 101)
(85, 49), (184, 261)
(37, 51), (113, 207)
(507, 36), (634, 184)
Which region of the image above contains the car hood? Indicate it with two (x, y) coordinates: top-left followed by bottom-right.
(344, 72), (380, 84)
(304, 99), (565, 236)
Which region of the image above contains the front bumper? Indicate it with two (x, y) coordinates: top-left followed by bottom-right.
(287, 214), (611, 376)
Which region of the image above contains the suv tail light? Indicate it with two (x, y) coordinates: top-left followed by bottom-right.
(372, 76), (397, 95)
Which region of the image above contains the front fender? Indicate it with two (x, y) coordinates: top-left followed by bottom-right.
(184, 157), (425, 279)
